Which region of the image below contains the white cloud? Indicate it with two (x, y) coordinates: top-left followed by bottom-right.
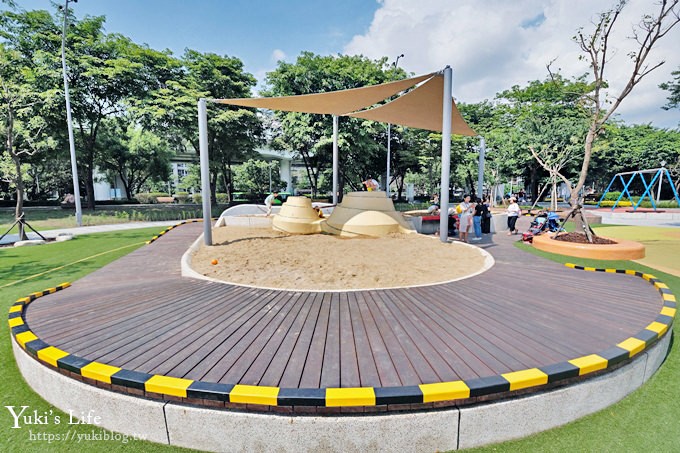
(344, 0), (680, 128)
(271, 49), (287, 63)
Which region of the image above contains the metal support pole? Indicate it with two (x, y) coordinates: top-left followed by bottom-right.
(61, 0), (82, 226)
(332, 115), (339, 204)
(477, 136), (485, 200)
(386, 124), (391, 197)
(439, 66), (453, 243)
(198, 98), (212, 246)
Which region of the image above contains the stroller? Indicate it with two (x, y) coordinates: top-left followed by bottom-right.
(522, 211), (562, 243)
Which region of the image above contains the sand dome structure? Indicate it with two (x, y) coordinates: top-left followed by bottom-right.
(321, 191), (415, 237)
(272, 196), (324, 234)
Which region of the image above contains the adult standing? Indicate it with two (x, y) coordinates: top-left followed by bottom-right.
(506, 196), (521, 235)
(481, 196), (492, 234)
(457, 194), (474, 243)
(264, 191), (279, 216)
(472, 197), (486, 240)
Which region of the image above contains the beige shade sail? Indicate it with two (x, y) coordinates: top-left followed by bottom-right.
(345, 74), (477, 136)
(214, 73), (434, 115)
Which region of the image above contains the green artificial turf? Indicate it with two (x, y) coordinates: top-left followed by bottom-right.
(462, 242), (679, 452)
(1, 227), (196, 452)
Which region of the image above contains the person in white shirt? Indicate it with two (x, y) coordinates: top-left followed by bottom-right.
(264, 191), (278, 216)
(506, 197), (521, 235)
(457, 194), (474, 243)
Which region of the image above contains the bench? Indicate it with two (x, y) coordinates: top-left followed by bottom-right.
(157, 197), (175, 204)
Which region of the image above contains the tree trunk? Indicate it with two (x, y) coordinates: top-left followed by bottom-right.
(551, 174), (558, 212)
(85, 164), (95, 210)
(570, 124), (597, 208)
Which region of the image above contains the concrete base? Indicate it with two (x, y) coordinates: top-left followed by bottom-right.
(532, 233), (646, 260)
(14, 239), (46, 247)
(12, 329), (671, 452)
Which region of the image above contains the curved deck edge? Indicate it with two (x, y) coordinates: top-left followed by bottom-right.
(11, 326), (671, 452)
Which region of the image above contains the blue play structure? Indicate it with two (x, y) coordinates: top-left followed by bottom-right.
(596, 167), (680, 211)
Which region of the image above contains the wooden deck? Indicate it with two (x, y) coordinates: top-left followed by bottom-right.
(25, 220), (664, 393)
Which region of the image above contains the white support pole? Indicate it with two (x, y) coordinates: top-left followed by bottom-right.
(386, 124), (391, 197)
(61, 0), (82, 226)
(332, 115), (339, 205)
(477, 136), (486, 199)
(198, 98), (212, 246)
(439, 66), (453, 243)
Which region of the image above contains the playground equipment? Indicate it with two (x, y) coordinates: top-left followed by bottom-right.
(272, 196), (324, 234)
(321, 191), (415, 237)
(597, 167), (680, 211)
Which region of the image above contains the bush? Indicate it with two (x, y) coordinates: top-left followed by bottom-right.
(192, 193), (201, 205)
(598, 200), (633, 207)
(173, 192), (190, 203)
(215, 193), (229, 204)
(134, 192), (169, 204)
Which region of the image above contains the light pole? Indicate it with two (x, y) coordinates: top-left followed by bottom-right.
(61, 0), (82, 226)
(386, 53), (404, 198)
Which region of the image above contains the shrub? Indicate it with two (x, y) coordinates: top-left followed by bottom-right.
(215, 193), (229, 204)
(174, 192), (190, 203)
(192, 193), (201, 205)
(134, 192), (169, 204)
(598, 200), (633, 207)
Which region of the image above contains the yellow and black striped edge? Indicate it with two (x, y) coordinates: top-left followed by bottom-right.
(145, 219), (203, 245)
(8, 243), (675, 407)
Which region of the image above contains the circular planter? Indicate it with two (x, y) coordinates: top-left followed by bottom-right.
(532, 232), (645, 260)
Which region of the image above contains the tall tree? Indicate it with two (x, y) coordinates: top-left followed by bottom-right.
(0, 40), (58, 238)
(97, 119), (172, 198)
(567, 0), (680, 209)
(660, 66), (680, 118)
(265, 52), (404, 197)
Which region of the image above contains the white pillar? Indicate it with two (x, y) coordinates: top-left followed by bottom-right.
(332, 115), (339, 204)
(386, 123), (391, 197)
(198, 98), (212, 246)
(439, 66), (453, 243)
(477, 136), (486, 199)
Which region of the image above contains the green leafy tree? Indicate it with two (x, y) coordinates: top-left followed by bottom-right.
(0, 39), (58, 237)
(660, 67), (680, 119)
(97, 119), (172, 198)
(265, 52), (405, 197)
(140, 50), (262, 203)
(233, 159), (283, 196)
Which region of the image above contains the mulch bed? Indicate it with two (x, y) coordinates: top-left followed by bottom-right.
(553, 232), (617, 244)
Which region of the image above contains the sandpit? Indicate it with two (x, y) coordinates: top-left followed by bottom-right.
(191, 226), (491, 291)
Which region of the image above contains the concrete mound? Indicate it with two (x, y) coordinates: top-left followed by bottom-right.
(321, 191), (415, 237)
(272, 196), (324, 234)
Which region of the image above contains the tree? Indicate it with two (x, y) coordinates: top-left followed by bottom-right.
(660, 66), (680, 116)
(265, 52), (405, 197)
(233, 159), (283, 196)
(97, 119), (172, 198)
(0, 41), (58, 238)
(567, 0), (680, 210)
(140, 50), (262, 203)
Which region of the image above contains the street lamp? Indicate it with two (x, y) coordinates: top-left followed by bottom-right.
(386, 53), (404, 198)
(61, 0), (82, 226)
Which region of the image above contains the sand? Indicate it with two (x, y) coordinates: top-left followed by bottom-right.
(191, 226), (489, 291)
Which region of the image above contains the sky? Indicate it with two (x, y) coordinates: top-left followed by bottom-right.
(8, 0), (680, 129)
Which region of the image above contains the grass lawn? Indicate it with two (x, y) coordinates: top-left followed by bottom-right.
(1, 227), (195, 452)
(1, 224), (677, 451)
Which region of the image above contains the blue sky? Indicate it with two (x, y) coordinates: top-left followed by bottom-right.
(11, 0), (379, 83)
(6, 0), (680, 128)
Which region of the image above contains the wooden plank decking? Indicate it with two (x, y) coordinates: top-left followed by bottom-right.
(25, 220), (664, 390)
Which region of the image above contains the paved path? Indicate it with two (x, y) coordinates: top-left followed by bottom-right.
(24, 219), (664, 410)
(0, 221), (178, 245)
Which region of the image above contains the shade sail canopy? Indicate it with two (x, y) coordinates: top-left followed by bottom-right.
(345, 74), (476, 136)
(215, 73), (434, 115)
